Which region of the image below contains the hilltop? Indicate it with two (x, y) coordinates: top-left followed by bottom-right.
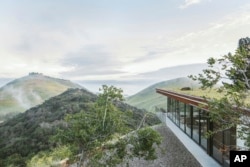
(0, 73), (82, 121)
(126, 77), (200, 112)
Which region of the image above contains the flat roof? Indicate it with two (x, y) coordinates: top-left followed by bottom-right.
(156, 88), (208, 110)
(156, 88), (250, 115)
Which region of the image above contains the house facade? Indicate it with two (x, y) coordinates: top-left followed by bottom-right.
(156, 89), (242, 167)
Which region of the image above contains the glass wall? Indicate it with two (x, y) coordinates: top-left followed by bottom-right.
(200, 110), (208, 150)
(167, 97), (209, 149)
(192, 107), (200, 143)
(185, 105), (192, 137)
(167, 97), (174, 119)
(164, 95), (237, 166)
(175, 101), (180, 126)
(179, 102), (186, 131)
(212, 123), (223, 164)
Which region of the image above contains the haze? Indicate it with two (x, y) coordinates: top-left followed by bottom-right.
(0, 0), (250, 94)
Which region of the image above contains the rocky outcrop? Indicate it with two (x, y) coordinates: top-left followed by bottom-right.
(239, 37), (250, 51)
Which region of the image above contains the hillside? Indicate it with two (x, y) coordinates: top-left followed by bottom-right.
(0, 88), (160, 166)
(0, 73), (82, 121)
(126, 77), (200, 112)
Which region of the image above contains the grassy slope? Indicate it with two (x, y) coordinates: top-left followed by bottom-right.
(0, 74), (82, 118)
(126, 77), (201, 112)
(127, 76), (250, 112)
(0, 88), (160, 164)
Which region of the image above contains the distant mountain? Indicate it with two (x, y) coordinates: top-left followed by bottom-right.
(137, 63), (207, 81)
(0, 73), (82, 120)
(0, 88), (160, 165)
(126, 77), (200, 112)
(74, 63), (208, 95)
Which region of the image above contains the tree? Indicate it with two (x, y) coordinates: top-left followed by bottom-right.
(54, 85), (162, 166)
(189, 37), (250, 149)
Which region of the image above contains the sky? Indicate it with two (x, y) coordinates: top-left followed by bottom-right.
(0, 0), (250, 95)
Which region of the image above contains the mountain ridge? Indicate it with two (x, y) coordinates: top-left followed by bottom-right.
(0, 73), (83, 121)
(0, 88), (160, 165)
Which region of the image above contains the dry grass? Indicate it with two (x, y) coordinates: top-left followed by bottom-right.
(173, 88), (223, 99)
(173, 88), (250, 106)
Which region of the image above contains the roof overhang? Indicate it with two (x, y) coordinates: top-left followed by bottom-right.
(156, 89), (208, 110)
(156, 88), (250, 115)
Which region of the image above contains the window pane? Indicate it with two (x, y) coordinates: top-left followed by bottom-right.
(179, 102), (185, 131)
(200, 110), (208, 150)
(192, 107), (200, 143)
(168, 98), (173, 119)
(212, 123), (223, 164)
(175, 101), (180, 126)
(186, 105), (192, 137)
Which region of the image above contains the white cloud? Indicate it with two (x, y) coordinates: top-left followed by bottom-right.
(120, 9), (250, 75)
(179, 0), (201, 9)
(1, 0), (250, 94)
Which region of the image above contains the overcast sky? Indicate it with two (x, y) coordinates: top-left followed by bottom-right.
(0, 0), (250, 94)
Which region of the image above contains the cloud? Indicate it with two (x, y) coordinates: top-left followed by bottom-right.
(73, 63), (208, 95)
(179, 0), (201, 9)
(60, 45), (126, 79)
(1, 0), (250, 95)
(123, 7), (250, 74)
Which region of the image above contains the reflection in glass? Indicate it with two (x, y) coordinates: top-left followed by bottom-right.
(164, 95), (238, 166)
(186, 106), (192, 137)
(212, 123), (223, 164)
(200, 110), (208, 150)
(192, 107), (200, 143)
(175, 101), (180, 126)
(179, 102), (186, 131)
(167, 98), (173, 119)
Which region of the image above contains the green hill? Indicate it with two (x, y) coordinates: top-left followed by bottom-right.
(0, 88), (160, 166)
(0, 73), (82, 121)
(126, 77), (200, 112)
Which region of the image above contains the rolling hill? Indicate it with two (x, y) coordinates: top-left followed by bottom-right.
(126, 77), (200, 112)
(0, 73), (82, 121)
(0, 88), (160, 166)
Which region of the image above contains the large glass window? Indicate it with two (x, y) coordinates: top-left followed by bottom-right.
(179, 102), (186, 131)
(172, 99), (176, 121)
(212, 123), (223, 164)
(167, 98), (173, 119)
(163, 93), (238, 166)
(200, 110), (208, 150)
(192, 107), (200, 143)
(185, 105), (192, 137)
(175, 101), (180, 126)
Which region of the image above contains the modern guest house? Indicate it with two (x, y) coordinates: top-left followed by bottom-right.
(156, 88), (249, 167)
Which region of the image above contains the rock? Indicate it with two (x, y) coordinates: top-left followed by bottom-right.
(239, 37), (250, 51)
(60, 158), (70, 167)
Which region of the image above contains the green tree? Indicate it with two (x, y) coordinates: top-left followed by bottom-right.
(54, 85), (162, 166)
(5, 153), (26, 167)
(189, 37), (250, 149)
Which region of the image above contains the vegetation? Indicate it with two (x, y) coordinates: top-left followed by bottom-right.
(126, 77), (200, 112)
(49, 85), (162, 166)
(0, 86), (161, 166)
(189, 37), (250, 149)
(0, 88), (95, 166)
(0, 74), (82, 122)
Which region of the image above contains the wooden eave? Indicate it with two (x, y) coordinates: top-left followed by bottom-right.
(156, 89), (208, 110)
(156, 88), (250, 115)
